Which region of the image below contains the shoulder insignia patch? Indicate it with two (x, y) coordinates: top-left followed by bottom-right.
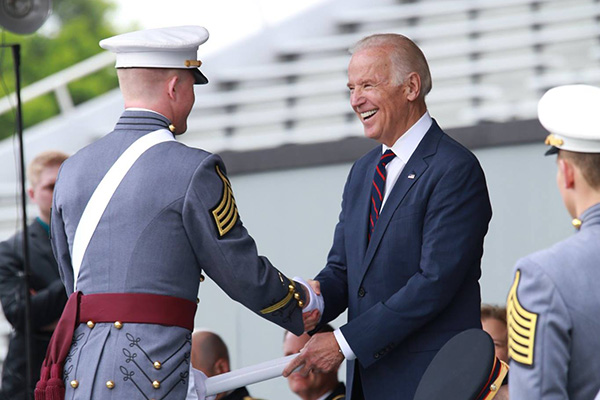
(211, 165), (239, 237)
(507, 269), (539, 366)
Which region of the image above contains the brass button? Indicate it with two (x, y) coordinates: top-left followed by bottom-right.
(114, 321), (123, 329)
(490, 383), (498, 391)
(70, 380), (79, 388)
(106, 380), (115, 389)
(293, 292), (301, 300)
(288, 284), (295, 292)
(572, 218), (582, 229)
(152, 380), (161, 389)
(86, 320), (95, 329)
(168, 124), (176, 133)
(297, 300), (304, 308)
(153, 361), (162, 370)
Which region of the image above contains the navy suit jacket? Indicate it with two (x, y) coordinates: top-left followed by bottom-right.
(315, 120), (492, 400)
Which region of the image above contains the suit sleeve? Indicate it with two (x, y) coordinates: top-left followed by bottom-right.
(313, 165), (355, 325)
(508, 262), (570, 399)
(0, 237), (67, 331)
(333, 158), (491, 367)
(182, 154), (306, 335)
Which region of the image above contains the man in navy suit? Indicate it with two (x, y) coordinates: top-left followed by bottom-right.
(284, 34), (492, 400)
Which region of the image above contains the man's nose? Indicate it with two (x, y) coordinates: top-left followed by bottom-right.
(350, 89), (364, 108)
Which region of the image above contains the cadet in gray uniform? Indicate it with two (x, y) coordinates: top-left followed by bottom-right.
(37, 26), (315, 400)
(507, 84), (600, 399)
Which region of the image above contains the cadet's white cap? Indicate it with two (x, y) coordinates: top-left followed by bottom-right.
(539, 84), (600, 155)
(99, 26), (209, 85)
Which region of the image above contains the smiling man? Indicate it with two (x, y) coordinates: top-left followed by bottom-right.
(284, 34), (492, 400)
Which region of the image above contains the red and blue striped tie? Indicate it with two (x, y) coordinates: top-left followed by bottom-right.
(369, 149), (396, 241)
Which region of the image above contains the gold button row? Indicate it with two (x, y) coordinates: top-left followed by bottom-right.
(288, 284), (304, 308)
(71, 379), (162, 390)
(86, 321), (124, 329)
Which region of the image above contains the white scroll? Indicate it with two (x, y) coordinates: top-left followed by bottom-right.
(192, 354), (298, 400)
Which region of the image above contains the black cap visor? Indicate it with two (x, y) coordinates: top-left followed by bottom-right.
(545, 146), (559, 156)
(192, 68), (208, 85)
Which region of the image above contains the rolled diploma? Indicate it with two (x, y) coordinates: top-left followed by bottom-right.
(205, 354), (298, 396)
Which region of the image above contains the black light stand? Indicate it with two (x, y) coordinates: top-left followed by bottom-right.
(5, 42), (34, 400)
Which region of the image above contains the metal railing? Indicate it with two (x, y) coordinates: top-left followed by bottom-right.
(0, 51), (115, 115)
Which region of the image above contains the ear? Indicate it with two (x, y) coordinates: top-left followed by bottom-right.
(558, 158), (575, 189)
(27, 187), (35, 202)
(213, 358), (230, 375)
(404, 72), (422, 101)
(166, 74), (180, 101)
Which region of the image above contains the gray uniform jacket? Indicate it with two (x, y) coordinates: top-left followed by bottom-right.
(508, 203), (600, 400)
(51, 110), (305, 399)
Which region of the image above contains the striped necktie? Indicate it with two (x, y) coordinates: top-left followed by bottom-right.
(369, 149), (396, 240)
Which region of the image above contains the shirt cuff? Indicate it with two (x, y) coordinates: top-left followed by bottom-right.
(334, 328), (356, 360)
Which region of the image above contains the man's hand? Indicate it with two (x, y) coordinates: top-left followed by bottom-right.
(282, 332), (344, 377)
(302, 309), (320, 332)
(307, 279), (320, 295)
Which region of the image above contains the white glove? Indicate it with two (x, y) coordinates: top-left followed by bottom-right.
(293, 276), (324, 316)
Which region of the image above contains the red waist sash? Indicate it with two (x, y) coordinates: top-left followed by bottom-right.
(35, 291), (197, 400)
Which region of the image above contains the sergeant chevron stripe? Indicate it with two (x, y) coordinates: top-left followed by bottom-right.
(507, 270), (538, 366)
(212, 166), (239, 237)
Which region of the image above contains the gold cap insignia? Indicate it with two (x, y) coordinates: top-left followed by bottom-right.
(544, 134), (564, 147)
(507, 270), (538, 366)
(211, 165), (239, 237)
(185, 59), (202, 67)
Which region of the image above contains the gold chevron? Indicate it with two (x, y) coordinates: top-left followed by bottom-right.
(211, 165), (239, 237)
(507, 270), (538, 366)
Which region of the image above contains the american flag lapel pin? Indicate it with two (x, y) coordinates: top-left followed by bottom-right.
(408, 173), (416, 179)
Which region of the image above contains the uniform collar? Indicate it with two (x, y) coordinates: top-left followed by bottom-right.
(578, 202), (600, 230)
(115, 109), (173, 132)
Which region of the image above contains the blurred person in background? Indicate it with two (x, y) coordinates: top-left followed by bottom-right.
(186, 330), (260, 400)
(0, 150), (68, 399)
(481, 304), (508, 399)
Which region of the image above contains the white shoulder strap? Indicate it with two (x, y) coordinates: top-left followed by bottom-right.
(71, 128), (175, 291)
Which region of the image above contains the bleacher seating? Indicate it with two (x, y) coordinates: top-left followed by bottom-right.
(0, 0), (599, 229)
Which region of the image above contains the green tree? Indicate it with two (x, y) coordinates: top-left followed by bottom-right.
(0, 0), (122, 140)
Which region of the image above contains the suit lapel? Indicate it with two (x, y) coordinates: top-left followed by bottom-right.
(359, 121), (444, 281)
(348, 150), (380, 265)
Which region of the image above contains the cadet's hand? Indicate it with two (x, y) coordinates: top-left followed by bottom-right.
(307, 279), (320, 295)
(302, 309), (320, 332)
(282, 332), (344, 377)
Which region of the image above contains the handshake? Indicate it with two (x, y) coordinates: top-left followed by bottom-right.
(294, 276), (324, 332)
